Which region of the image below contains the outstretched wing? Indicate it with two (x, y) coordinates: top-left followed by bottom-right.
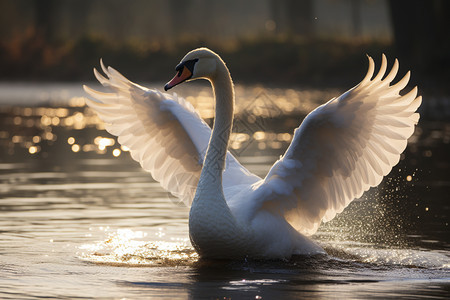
(84, 61), (260, 205)
(256, 55), (421, 235)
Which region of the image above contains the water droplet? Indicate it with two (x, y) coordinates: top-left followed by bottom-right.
(28, 146), (38, 154)
(71, 144), (80, 153)
(32, 136), (41, 143)
(112, 148), (121, 157)
(13, 116), (22, 125)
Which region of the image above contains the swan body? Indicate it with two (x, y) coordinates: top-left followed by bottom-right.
(84, 48), (421, 259)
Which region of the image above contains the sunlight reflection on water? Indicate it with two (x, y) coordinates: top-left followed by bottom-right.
(0, 82), (342, 159)
(79, 228), (197, 267)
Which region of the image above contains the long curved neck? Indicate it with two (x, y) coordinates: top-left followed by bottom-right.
(200, 62), (234, 189)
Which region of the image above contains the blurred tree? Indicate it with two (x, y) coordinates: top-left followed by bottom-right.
(104, 0), (134, 41)
(168, 0), (191, 38)
(271, 0), (313, 37)
(34, 0), (59, 43)
(66, 0), (92, 40)
(388, 0), (450, 82)
(350, 0), (361, 37)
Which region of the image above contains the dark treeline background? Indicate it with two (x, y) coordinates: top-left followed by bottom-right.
(0, 0), (448, 92)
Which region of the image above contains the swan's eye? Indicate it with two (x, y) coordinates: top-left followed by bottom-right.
(175, 63), (184, 72)
(175, 59), (199, 75)
(183, 59), (198, 74)
(175, 68), (183, 78)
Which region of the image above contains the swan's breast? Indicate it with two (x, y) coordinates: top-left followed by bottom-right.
(188, 196), (250, 258)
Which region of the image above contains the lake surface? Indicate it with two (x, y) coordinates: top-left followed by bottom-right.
(0, 83), (449, 299)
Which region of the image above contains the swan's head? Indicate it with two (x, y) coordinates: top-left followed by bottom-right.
(164, 48), (219, 91)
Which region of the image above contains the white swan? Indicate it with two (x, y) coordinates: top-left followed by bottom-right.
(84, 48), (421, 259)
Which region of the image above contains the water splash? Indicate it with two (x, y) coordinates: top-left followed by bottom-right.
(325, 243), (450, 269)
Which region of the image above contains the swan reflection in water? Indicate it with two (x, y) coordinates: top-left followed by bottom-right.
(84, 48), (421, 259)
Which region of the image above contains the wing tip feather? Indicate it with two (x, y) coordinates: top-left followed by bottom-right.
(372, 53), (388, 82)
(359, 55), (375, 85)
(83, 84), (96, 97)
(100, 58), (108, 76)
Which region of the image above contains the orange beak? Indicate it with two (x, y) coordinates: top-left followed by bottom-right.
(164, 67), (193, 91)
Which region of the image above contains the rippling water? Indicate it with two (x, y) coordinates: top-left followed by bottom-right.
(0, 83), (449, 299)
